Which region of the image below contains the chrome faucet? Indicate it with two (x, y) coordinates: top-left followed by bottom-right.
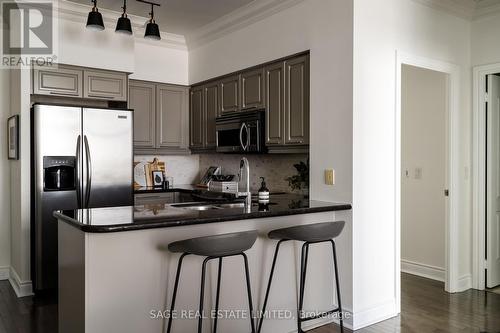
(237, 157), (252, 211)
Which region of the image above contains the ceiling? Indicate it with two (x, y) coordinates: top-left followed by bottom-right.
(69, 0), (256, 35)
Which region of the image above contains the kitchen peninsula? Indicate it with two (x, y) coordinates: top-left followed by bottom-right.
(54, 191), (351, 333)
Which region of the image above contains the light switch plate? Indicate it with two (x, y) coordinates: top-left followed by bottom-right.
(325, 169), (335, 185)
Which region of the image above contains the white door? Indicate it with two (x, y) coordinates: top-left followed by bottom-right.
(486, 74), (500, 288)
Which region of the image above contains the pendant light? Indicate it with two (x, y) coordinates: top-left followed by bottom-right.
(115, 0), (132, 35)
(86, 0), (104, 31)
(142, 1), (161, 40)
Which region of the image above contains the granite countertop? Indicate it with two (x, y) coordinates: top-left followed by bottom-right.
(134, 184), (200, 194)
(54, 193), (352, 233)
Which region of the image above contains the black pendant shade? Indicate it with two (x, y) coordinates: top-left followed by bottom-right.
(86, 1), (104, 31)
(116, 15), (132, 35)
(144, 20), (160, 40)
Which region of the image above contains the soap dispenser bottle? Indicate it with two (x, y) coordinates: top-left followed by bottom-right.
(258, 177), (270, 204)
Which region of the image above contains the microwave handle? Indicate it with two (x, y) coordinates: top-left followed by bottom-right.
(240, 122), (248, 151)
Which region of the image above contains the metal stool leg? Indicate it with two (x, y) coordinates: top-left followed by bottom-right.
(298, 242), (310, 333)
(213, 257), (223, 333)
(257, 239), (286, 333)
(242, 253), (256, 333)
(331, 240), (344, 333)
(167, 253), (189, 333)
(198, 257), (211, 333)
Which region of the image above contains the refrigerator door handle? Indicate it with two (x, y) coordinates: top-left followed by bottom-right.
(75, 135), (82, 208)
(84, 135), (92, 207)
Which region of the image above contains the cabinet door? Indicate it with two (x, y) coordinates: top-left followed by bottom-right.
(33, 66), (83, 97)
(156, 85), (189, 149)
(219, 75), (240, 114)
(83, 70), (128, 101)
(129, 81), (156, 149)
(190, 86), (204, 148)
(204, 82), (219, 148)
(284, 55), (309, 145)
(241, 68), (265, 111)
(265, 63), (284, 145)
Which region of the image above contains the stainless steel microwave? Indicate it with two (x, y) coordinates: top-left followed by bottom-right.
(215, 110), (266, 153)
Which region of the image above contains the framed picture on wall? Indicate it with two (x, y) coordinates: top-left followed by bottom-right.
(7, 115), (19, 160)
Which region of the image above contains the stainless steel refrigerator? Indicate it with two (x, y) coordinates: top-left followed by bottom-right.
(32, 104), (133, 292)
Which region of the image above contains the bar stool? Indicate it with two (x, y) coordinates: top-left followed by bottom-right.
(167, 230), (258, 333)
(257, 221), (345, 333)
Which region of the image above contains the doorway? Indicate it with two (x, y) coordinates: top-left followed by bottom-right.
(400, 65), (449, 286)
(396, 52), (462, 308)
(485, 73), (500, 293)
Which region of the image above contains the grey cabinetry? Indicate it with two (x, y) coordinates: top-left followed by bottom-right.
(32, 65), (128, 101)
(264, 54), (309, 151)
(219, 75), (240, 114)
(33, 66), (83, 97)
(204, 82), (219, 148)
(129, 81), (155, 149)
(156, 84), (188, 149)
(284, 55), (309, 145)
(241, 68), (265, 111)
(131, 80), (189, 154)
(189, 83), (218, 151)
(84, 70), (127, 101)
(264, 62), (284, 145)
(190, 85), (204, 149)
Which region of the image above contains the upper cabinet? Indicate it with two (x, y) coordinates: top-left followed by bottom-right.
(190, 85), (205, 149)
(189, 52), (310, 154)
(189, 82), (218, 151)
(33, 66), (83, 98)
(284, 55), (309, 145)
(219, 75), (240, 114)
(83, 70), (127, 101)
(130, 80), (189, 155)
(264, 54), (309, 151)
(241, 68), (265, 111)
(264, 62), (284, 146)
(32, 64), (128, 102)
(129, 81), (155, 149)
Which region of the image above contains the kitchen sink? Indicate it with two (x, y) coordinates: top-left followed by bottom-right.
(170, 203), (222, 210)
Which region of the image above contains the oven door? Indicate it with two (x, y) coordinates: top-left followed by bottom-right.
(216, 121), (248, 153)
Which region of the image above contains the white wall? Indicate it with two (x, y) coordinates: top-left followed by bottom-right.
(401, 65), (447, 278)
(188, 0), (354, 326)
(0, 28), (11, 280)
(472, 12), (500, 66)
(353, 0), (471, 327)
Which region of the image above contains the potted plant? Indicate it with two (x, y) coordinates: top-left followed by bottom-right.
(285, 159), (309, 197)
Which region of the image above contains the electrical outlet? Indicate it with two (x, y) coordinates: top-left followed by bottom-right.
(325, 169), (335, 185)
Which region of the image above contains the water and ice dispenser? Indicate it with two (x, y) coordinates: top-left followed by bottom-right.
(43, 156), (76, 191)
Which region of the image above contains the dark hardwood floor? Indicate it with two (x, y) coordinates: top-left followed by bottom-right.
(311, 273), (500, 333)
(1, 273), (499, 332)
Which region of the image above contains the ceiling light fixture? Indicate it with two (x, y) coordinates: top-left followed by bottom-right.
(115, 0), (132, 35)
(86, 0), (105, 31)
(137, 0), (161, 40)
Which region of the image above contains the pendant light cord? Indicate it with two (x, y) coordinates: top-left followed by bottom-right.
(149, 3), (155, 23)
(122, 0), (127, 17)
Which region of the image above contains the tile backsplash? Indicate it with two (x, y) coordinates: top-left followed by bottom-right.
(134, 155), (200, 186)
(199, 154), (309, 193)
(135, 153), (309, 193)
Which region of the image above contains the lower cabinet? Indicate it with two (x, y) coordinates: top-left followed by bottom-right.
(130, 80), (189, 154)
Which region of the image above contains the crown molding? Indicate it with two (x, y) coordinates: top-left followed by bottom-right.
(411, 0), (500, 20)
(57, 0), (187, 50)
(185, 0), (305, 50)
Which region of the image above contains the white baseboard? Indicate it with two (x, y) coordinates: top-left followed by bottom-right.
(401, 259), (445, 282)
(351, 298), (398, 330)
(8, 267), (33, 297)
(456, 274), (472, 292)
(0, 266), (10, 280)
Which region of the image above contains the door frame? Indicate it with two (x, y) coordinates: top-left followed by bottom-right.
(395, 51), (461, 305)
(472, 62), (500, 290)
